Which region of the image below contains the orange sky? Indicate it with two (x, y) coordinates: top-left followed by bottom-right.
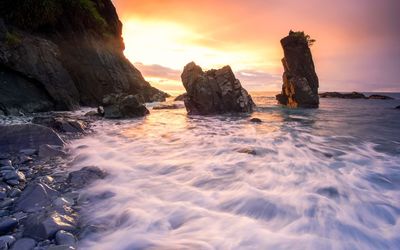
(113, 0), (400, 93)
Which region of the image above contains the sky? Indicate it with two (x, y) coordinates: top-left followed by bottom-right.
(112, 0), (400, 93)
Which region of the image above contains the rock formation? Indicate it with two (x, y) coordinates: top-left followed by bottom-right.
(181, 62), (255, 115)
(319, 92), (394, 100)
(101, 93), (149, 119)
(0, 0), (168, 115)
(276, 31), (319, 108)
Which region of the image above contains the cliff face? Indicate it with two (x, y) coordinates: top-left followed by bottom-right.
(0, 0), (167, 115)
(276, 31), (319, 108)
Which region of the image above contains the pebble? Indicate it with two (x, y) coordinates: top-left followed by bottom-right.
(0, 198), (15, 208)
(19, 148), (38, 156)
(249, 117), (263, 123)
(10, 237), (37, 250)
(0, 235), (16, 249)
(6, 179), (20, 186)
(8, 188), (22, 198)
(0, 217), (18, 234)
(55, 230), (76, 245)
(0, 166), (15, 171)
(0, 160), (12, 167)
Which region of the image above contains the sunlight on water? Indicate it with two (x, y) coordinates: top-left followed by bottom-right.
(69, 94), (400, 250)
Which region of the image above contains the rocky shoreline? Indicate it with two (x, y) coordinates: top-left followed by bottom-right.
(0, 111), (105, 250)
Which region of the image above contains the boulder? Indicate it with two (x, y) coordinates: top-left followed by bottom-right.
(55, 230), (76, 246)
(319, 92), (367, 99)
(10, 238), (36, 250)
(276, 31), (319, 108)
(39, 144), (66, 159)
(31, 116), (85, 133)
(368, 94), (394, 100)
(181, 62), (255, 115)
(15, 182), (59, 213)
(174, 93), (187, 101)
(67, 166), (106, 189)
(0, 124), (64, 154)
(102, 94), (149, 119)
(23, 212), (75, 240)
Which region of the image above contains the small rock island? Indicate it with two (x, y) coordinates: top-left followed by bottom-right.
(276, 31), (319, 108)
(181, 62), (255, 115)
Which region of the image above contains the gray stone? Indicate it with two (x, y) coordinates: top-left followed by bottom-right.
(15, 183), (59, 213)
(3, 171), (25, 182)
(38, 145), (66, 159)
(0, 217), (18, 234)
(67, 166), (106, 189)
(23, 212), (75, 241)
(0, 166), (15, 171)
(55, 230), (76, 246)
(6, 180), (19, 186)
(102, 94), (149, 119)
(0, 160), (12, 167)
(10, 238), (36, 250)
(0, 199), (15, 209)
(8, 188), (21, 198)
(181, 62), (255, 115)
(0, 124), (64, 154)
(19, 149), (38, 156)
(0, 235), (16, 250)
(46, 245), (75, 250)
(276, 31), (319, 108)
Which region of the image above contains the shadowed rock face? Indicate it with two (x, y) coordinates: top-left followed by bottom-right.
(0, 0), (167, 115)
(181, 62), (255, 115)
(276, 31), (319, 108)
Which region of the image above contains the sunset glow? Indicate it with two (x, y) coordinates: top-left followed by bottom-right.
(113, 0), (400, 92)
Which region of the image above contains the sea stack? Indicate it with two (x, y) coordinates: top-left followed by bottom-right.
(181, 62), (255, 115)
(276, 31), (319, 108)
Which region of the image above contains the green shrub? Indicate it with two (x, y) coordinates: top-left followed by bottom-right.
(0, 0), (108, 33)
(5, 32), (21, 46)
(289, 30), (316, 47)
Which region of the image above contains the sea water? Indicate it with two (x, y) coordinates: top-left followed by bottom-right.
(71, 93), (400, 250)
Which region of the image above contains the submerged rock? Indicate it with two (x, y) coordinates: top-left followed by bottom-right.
(368, 94), (394, 100)
(67, 166), (106, 189)
(153, 104), (181, 110)
(276, 31), (319, 108)
(181, 62), (255, 115)
(319, 92), (367, 99)
(0, 217), (18, 234)
(396, 105), (400, 109)
(0, 124), (64, 154)
(249, 118), (262, 123)
(102, 94), (149, 119)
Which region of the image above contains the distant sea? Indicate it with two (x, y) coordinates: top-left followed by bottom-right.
(71, 91), (400, 249)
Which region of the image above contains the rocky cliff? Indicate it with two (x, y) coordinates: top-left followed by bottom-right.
(181, 62), (255, 115)
(276, 31), (319, 108)
(0, 0), (167, 115)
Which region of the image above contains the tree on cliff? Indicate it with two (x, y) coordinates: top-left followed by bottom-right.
(289, 30), (316, 47)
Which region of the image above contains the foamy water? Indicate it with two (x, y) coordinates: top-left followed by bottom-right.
(70, 94), (400, 250)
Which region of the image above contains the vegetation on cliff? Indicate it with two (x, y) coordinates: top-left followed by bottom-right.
(0, 0), (109, 35)
(288, 30), (316, 47)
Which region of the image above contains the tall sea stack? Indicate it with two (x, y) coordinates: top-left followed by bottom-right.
(276, 31), (319, 108)
(0, 0), (167, 115)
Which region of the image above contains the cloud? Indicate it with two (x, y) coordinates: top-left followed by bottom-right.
(134, 63), (181, 81)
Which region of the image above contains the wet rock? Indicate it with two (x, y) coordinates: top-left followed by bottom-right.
(276, 31), (319, 108)
(0, 199), (15, 209)
(8, 188), (21, 198)
(19, 149), (38, 156)
(84, 111), (99, 117)
(10, 238), (36, 250)
(249, 118), (262, 123)
(396, 105), (400, 109)
(0, 124), (64, 154)
(0, 235), (16, 249)
(0, 217), (18, 234)
(316, 187), (340, 199)
(0, 160), (12, 167)
(55, 230), (76, 246)
(181, 62), (255, 115)
(38, 145), (66, 159)
(67, 167), (106, 189)
(32, 117), (85, 133)
(3, 171), (25, 182)
(6, 180), (19, 186)
(174, 93), (187, 101)
(237, 148), (257, 155)
(153, 104), (181, 110)
(15, 183), (59, 213)
(23, 212), (75, 241)
(102, 94), (149, 119)
(46, 245), (76, 250)
(319, 92), (367, 99)
(368, 94), (394, 100)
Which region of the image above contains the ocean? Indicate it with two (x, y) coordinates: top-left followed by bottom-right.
(71, 92), (400, 250)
